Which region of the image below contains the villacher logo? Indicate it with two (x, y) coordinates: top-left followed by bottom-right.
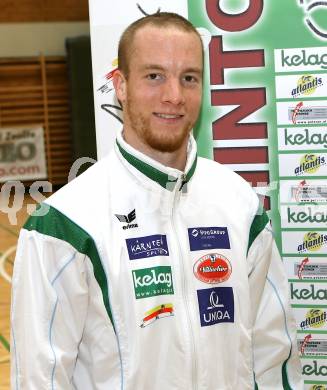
(294, 154), (326, 176)
(115, 209), (138, 230)
(193, 253), (232, 284)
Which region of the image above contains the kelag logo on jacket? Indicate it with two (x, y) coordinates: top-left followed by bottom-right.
(132, 266), (174, 299)
(188, 227), (230, 251)
(197, 287), (234, 327)
(126, 234), (169, 260)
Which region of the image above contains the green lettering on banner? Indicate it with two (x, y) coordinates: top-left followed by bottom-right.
(132, 266), (174, 299)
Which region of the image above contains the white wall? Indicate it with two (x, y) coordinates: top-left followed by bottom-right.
(0, 22), (90, 57)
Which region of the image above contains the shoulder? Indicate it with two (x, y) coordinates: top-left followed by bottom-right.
(195, 157), (258, 207)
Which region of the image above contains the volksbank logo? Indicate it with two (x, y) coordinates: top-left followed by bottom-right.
(188, 226), (230, 251)
(302, 360), (327, 377)
(291, 75), (323, 98)
(132, 266), (174, 299)
(287, 206), (327, 224)
(291, 283), (327, 300)
(281, 49), (327, 70)
(284, 128), (327, 149)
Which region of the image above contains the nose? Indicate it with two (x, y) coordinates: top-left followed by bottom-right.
(161, 77), (185, 106)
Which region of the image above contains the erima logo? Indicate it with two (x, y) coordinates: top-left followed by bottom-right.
(115, 209), (138, 229)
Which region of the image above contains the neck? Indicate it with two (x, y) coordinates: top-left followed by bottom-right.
(123, 130), (188, 172)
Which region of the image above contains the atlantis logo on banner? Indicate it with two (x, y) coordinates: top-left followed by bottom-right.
(286, 205), (327, 224)
(197, 287), (234, 327)
(302, 359), (327, 377)
(297, 232), (327, 253)
(132, 266), (174, 299)
(309, 385), (327, 390)
(188, 227), (230, 251)
(290, 283), (327, 301)
(300, 309), (327, 330)
(126, 234), (169, 260)
(291, 75), (323, 98)
(295, 258), (327, 279)
(294, 154), (326, 176)
(283, 128), (327, 149)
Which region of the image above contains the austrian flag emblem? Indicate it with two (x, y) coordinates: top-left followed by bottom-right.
(193, 254), (232, 284)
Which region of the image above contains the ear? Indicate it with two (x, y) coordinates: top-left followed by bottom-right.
(113, 70), (127, 103)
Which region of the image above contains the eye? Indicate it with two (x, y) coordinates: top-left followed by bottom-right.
(146, 73), (162, 81)
(183, 74), (198, 83)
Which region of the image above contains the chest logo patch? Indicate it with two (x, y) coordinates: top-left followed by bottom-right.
(132, 266), (174, 299)
(126, 234), (169, 260)
(194, 254), (232, 284)
(197, 287), (234, 327)
(188, 227), (230, 251)
(140, 303), (174, 328)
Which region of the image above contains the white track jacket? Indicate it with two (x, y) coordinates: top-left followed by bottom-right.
(11, 132), (304, 389)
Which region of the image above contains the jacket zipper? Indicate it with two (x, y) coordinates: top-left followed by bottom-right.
(172, 174), (198, 390)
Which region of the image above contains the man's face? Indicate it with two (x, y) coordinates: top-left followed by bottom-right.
(115, 25), (203, 153)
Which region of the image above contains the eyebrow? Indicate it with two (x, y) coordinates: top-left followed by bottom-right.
(140, 64), (202, 75)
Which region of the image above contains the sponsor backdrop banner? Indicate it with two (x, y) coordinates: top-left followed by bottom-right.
(0, 125), (47, 182)
(89, 1), (327, 387)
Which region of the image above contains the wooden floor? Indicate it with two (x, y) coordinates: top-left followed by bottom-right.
(0, 194), (37, 389)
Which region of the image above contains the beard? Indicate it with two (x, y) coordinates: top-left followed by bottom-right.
(125, 96), (193, 153)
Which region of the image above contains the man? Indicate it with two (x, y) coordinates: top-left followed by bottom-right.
(11, 12), (303, 389)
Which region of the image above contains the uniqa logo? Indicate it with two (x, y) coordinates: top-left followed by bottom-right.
(291, 283), (327, 300)
(291, 75), (323, 97)
(204, 291), (230, 323)
(287, 206), (327, 223)
(281, 49), (327, 69)
(284, 128), (327, 149)
(301, 309), (327, 329)
(298, 232), (327, 253)
(295, 154), (326, 175)
(194, 254), (232, 284)
(302, 360), (327, 376)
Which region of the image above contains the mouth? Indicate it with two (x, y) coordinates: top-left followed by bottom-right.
(153, 113), (184, 120)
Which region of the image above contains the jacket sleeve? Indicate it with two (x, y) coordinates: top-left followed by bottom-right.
(247, 210), (304, 389)
(11, 228), (89, 390)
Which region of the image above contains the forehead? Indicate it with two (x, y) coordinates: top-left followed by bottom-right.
(129, 25), (203, 70)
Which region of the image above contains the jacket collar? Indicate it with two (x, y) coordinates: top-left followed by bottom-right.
(115, 129), (197, 192)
